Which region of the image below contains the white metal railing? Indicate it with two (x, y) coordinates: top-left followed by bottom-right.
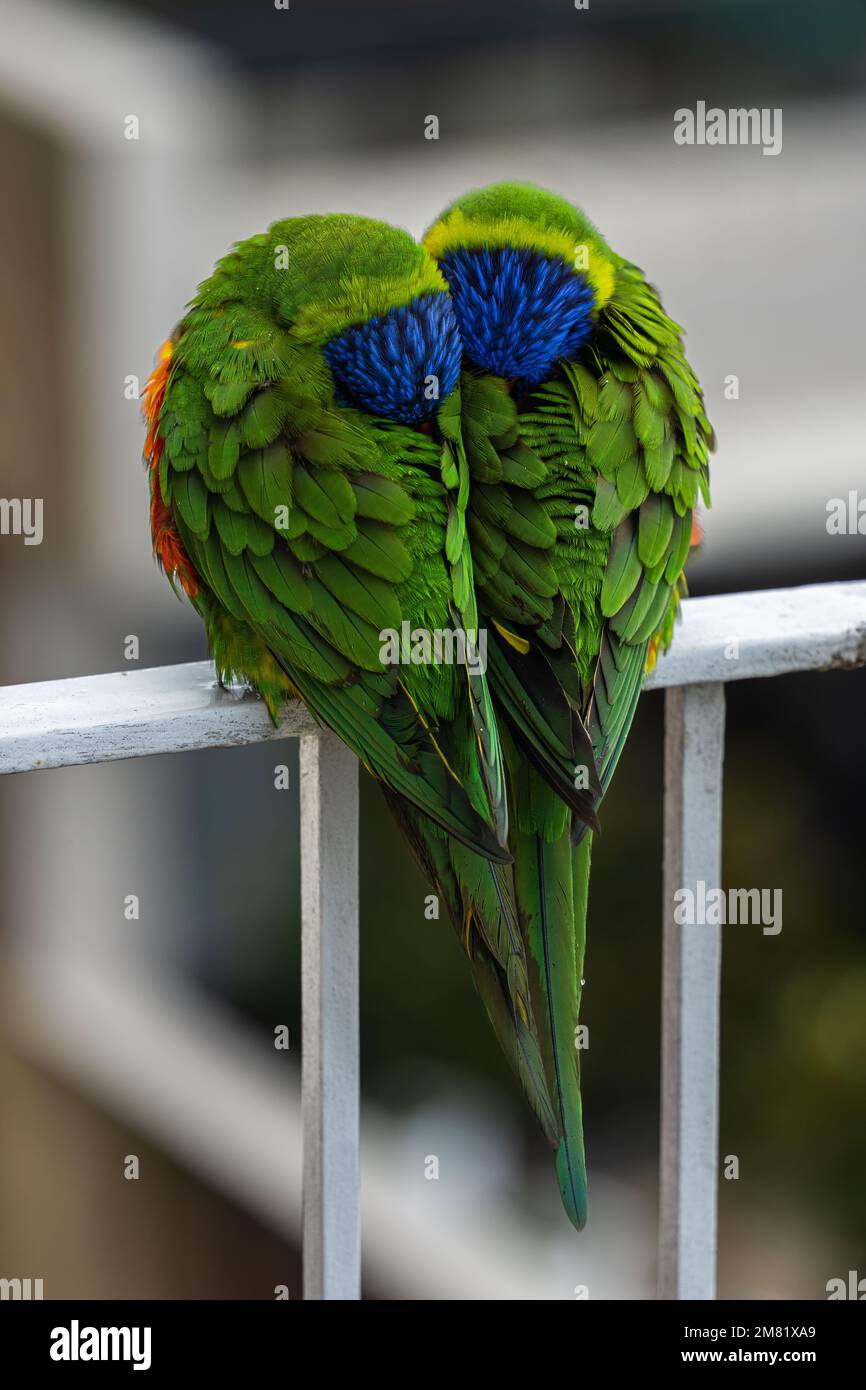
(1, 580), (865, 1301)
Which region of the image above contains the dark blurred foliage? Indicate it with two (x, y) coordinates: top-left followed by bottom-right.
(113, 0), (866, 93)
(100, 0), (866, 161)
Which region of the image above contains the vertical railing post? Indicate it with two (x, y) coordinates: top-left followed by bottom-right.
(300, 730), (360, 1300)
(659, 682), (725, 1300)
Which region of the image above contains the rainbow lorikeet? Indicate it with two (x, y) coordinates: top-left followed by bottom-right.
(142, 213), (563, 1166)
(423, 182), (714, 1228)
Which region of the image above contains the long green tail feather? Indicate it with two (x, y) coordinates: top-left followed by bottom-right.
(470, 938), (560, 1146)
(383, 790), (560, 1146)
(515, 824), (592, 1231)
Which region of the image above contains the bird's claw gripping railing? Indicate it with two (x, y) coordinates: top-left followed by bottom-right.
(1, 581), (865, 1301)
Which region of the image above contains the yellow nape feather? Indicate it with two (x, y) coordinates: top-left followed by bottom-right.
(423, 208), (615, 310)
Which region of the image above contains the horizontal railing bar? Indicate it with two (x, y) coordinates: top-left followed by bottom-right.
(644, 580), (866, 690)
(1, 582), (864, 776)
(0, 661), (317, 775)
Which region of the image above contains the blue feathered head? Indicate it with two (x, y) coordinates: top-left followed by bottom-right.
(424, 182), (616, 388)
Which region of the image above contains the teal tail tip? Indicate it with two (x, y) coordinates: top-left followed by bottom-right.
(555, 1139), (588, 1231)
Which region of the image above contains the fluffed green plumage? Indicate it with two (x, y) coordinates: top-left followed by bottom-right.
(425, 181), (715, 1229)
(145, 210), (566, 1171)
(150, 214), (509, 857)
(145, 194), (713, 1236)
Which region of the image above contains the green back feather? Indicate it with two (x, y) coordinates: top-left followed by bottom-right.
(429, 183), (714, 1230)
(153, 214), (506, 859)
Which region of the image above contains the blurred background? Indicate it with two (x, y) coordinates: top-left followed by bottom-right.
(1, 0), (865, 1300)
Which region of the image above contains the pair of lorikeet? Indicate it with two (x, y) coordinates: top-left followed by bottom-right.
(143, 182), (713, 1231)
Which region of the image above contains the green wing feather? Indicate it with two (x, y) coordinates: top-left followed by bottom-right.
(386, 789), (559, 1146)
(584, 257), (713, 799)
(439, 387), (509, 847)
(152, 217), (508, 862)
(147, 219), (574, 1163)
(452, 256), (714, 1230)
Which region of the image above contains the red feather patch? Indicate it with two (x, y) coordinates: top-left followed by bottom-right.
(143, 340), (199, 598)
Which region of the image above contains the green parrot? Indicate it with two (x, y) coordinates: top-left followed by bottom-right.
(423, 182), (714, 1229)
(143, 213), (562, 1161)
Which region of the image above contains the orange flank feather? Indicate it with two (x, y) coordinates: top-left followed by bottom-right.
(142, 339), (199, 598)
